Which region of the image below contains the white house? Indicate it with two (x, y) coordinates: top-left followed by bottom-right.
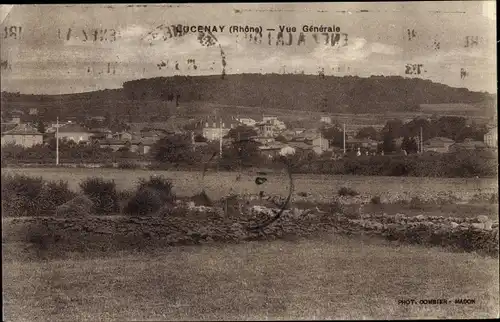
(237, 117), (257, 127)
(484, 127), (497, 148)
(320, 116), (332, 124)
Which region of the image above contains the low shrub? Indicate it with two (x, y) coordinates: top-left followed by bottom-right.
(190, 191), (213, 206)
(37, 180), (77, 215)
(123, 188), (164, 216)
(123, 176), (176, 216)
(79, 177), (119, 214)
(297, 191), (309, 197)
(370, 196), (381, 204)
(137, 175), (175, 203)
(55, 195), (94, 217)
(1, 174), (45, 216)
(338, 187), (359, 197)
(0, 174), (74, 216)
(117, 189), (135, 201)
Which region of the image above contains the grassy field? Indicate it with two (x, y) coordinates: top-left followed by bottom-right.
(2, 167), (497, 202)
(3, 235), (498, 321)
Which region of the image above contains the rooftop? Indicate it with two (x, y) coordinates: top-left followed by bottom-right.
(1, 123), (41, 135)
(58, 124), (91, 133)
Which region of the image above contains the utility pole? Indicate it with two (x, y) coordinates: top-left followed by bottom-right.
(420, 126), (423, 153)
(219, 117), (223, 158)
(56, 117), (59, 166)
(343, 123), (346, 154)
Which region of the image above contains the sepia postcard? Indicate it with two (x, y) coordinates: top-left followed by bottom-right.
(1, 2), (498, 321)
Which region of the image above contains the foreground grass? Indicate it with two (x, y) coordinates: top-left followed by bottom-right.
(3, 235), (498, 321)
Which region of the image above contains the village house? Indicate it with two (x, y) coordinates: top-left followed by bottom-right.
(449, 138), (487, 152)
(258, 144), (283, 159)
(99, 138), (156, 154)
(345, 138), (379, 152)
(312, 134), (329, 154)
(202, 117), (239, 141)
(57, 123), (94, 143)
(262, 115), (287, 130)
(423, 137), (455, 153)
(9, 109), (24, 124)
(1, 123), (43, 148)
(88, 127), (113, 140)
(236, 117), (257, 127)
(484, 127), (497, 148)
(253, 137), (275, 145)
(256, 121), (276, 137)
(320, 116), (332, 124)
(288, 141), (314, 152)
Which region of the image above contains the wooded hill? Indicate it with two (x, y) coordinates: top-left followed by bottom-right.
(1, 74), (495, 121)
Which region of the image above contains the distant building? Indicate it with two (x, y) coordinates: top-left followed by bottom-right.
(345, 138), (379, 152)
(57, 124), (93, 143)
(99, 138), (156, 154)
(113, 131), (133, 141)
(29, 108), (38, 116)
(262, 115), (278, 123)
(89, 128), (113, 141)
(256, 121), (275, 137)
(258, 144), (283, 159)
(484, 127), (497, 148)
(260, 115), (286, 131)
(279, 145), (296, 156)
(288, 141), (313, 152)
(423, 137), (455, 153)
(9, 109), (23, 124)
(449, 139), (487, 152)
(202, 117), (239, 141)
(236, 117), (257, 127)
(320, 116), (332, 124)
(1, 123), (43, 148)
(254, 137), (275, 145)
(312, 135), (329, 154)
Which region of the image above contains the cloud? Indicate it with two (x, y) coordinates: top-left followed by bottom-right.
(370, 42), (402, 55)
(119, 24), (149, 39)
(311, 38), (402, 66)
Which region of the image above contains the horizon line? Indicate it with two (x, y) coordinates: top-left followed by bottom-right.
(1, 73), (496, 97)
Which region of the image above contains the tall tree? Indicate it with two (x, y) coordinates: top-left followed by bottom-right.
(321, 125), (344, 148)
(151, 134), (194, 164)
(356, 126), (378, 140)
(226, 125), (257, 141)
(382, 132), (396, 153)
(36, 120), (46, 134)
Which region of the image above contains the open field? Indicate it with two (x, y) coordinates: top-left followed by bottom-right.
(3, 235), (498, 321)
(2, 167), (497, 203)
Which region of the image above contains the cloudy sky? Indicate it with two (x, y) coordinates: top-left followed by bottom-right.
(0, 2), (496, 94)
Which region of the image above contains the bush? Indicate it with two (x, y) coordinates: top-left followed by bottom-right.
(122, 175), (176, 216)
(123, 188), (164, 216)
(37, 180), (77, 215)
(370, 196), (381, 204)
(338, 187), (359, 197)
(79, 177), (119, 214)
(2, 174), (45, 216)
(55, 195), (94, 217)
(190, 191), (213, 206)
(137, 175), (175, 202)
